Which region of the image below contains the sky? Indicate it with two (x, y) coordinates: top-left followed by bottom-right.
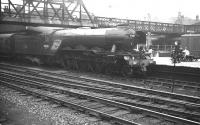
(83, 0), (200, 22)
(2, 0), (200, 23)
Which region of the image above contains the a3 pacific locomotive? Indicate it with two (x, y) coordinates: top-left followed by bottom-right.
(0, 26), (155, 76)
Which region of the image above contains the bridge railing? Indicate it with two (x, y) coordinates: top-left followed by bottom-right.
(95, 16), (185, 34)
(1, 0), (200, 34)
(184, 25), (200, 33)
(0, 1), (97, 27)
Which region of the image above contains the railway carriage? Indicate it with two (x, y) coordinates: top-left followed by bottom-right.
(0, 26), (155, 76)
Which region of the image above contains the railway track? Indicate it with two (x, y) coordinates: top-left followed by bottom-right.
(0, 63), (200, 124)
(0, 62), (199, 100)
(137, 76), (200, 97)
(0, 71), (200, 125)
(147, 66), (200, 91)
(0, 69), (200, 122)
(149, 65), (200, 79)
(1, 62), (200, 97)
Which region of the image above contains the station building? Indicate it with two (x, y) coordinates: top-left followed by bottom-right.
(150, 17), (200, 57)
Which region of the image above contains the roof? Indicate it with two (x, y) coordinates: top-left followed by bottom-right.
(182, 34), (200, 37)
(192, 21), (200, 25)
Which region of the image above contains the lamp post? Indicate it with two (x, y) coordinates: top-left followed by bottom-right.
(171, 59), (176, 93)
(171, 41), (181, 93)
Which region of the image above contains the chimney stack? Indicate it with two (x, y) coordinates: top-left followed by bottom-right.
(196, 15), (199, 21)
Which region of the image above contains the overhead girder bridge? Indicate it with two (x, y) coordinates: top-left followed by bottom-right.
(0, 0), (96, 27)
(95, 17), (200, 34)
(0, 0), (200, 34)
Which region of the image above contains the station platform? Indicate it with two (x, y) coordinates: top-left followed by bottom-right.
(152, 57), (200, 68)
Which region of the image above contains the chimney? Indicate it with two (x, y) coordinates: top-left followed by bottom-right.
(196, 15), (199, 21)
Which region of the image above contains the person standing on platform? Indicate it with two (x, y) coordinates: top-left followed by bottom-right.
(183, 47), (190, 57)
(183, 47), (190, 61)
(148, 46), (153, 58)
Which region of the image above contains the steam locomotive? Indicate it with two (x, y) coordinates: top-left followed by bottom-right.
(0, 26), (155, 76)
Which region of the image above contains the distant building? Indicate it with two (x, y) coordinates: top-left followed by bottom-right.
(173, 12), (200, 25)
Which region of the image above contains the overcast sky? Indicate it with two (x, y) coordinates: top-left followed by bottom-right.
(83, 0), (200, 22)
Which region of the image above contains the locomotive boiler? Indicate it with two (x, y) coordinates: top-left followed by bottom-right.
(0, 26), (155, 76)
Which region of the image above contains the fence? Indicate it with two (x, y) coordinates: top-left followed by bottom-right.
(151, 45), (174, 52)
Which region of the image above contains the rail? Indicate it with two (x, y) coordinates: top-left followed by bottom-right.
(1, 62), (199, 103)
(1, 68), (200, 124)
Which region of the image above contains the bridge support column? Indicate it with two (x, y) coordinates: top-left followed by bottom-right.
(146, 32), (152, 49)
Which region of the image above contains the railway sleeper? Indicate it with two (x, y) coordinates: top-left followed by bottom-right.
(1, 70), (200, 112)
(1, 77), (200, 125)
(86, 110), (101, 117)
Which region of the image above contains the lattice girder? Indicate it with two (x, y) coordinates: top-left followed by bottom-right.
(0, 0), (95, 27)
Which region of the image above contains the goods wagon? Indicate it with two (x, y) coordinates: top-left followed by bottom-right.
(181, 34), (200, 57)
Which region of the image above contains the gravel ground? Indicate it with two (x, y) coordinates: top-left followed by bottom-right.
(0, 85), (111, 125)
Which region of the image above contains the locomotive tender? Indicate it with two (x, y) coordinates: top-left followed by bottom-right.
(0, 26), (155, 75)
